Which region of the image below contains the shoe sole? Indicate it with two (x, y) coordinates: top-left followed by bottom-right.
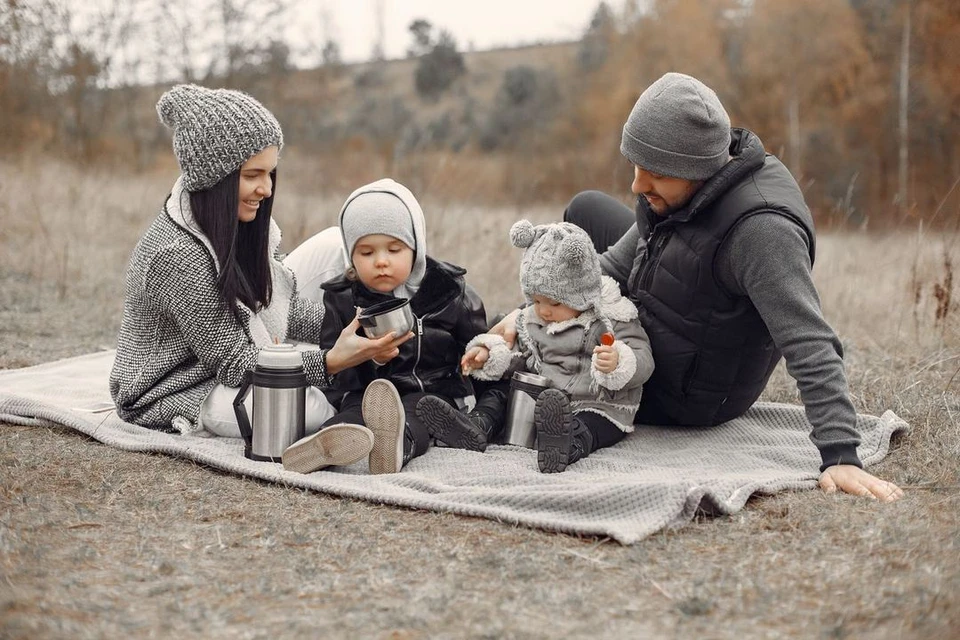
(535, 390), (573, 473)
(362, 379), (405, 474)
(415, 396), (487, 452)
(282, 424), (375, 474)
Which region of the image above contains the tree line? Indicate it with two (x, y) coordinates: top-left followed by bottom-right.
(1, 0), (957, 227)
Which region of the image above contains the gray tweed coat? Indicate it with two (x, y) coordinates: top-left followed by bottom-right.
(109, 177), (331, 433)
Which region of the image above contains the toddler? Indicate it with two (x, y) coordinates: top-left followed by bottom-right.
(417, 220), (654, 472)
(286, 178), (489, 474)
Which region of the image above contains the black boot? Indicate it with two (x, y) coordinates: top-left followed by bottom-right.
(534, 391), (596, 473)
(415, 396), (488, 452)
(567, 420), (594, 468)
(469, 387), (508, 441)
(401, 425), (418, 467)
(534, 389), (574, 473)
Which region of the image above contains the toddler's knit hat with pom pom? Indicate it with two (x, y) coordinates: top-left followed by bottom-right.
(510, 220), (603, 312)
(156, 84), (283, 192)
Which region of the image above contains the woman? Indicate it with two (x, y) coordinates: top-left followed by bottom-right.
(109, 84), (408, 469)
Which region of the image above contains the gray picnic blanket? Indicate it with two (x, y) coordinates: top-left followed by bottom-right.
(0, 350), (907, 544)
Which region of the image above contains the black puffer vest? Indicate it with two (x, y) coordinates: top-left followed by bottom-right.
(320, 257), (488, 403)
(631, 129), (815, 426)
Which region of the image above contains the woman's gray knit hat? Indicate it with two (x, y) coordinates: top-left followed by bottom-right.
(620, 72), (731, 181)
(157, 84), (284, 192)
(511, 220), (602, 312)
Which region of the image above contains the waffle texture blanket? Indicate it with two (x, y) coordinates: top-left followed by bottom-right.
(0, 351), (907, 544)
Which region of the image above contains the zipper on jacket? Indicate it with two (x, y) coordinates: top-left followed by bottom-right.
(411, 316), (425, 392)
(563, 324), (592, 395)
(640, 228), (671, 291)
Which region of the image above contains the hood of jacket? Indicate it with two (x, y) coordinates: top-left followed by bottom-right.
(164, 175), (283, 274)
(163, 175), (290, 346)
(636, 127), (768, 230)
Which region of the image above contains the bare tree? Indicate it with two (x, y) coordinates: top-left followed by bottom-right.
(897, 0), (911, 215)
(0, 0), (57, 150)
(371, 0), (386, 61)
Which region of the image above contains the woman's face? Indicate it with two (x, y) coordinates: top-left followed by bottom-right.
(238, 146), (279, 223)
(351, 234), (415, 293)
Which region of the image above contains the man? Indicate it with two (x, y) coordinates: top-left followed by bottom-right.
(488, 72), (902, 501)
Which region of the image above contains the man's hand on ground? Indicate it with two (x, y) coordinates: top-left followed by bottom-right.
(819, 464), (904, 502)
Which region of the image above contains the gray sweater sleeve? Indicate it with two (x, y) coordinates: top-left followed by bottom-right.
(716, 214), (862, 470)
(599, 222), (645, 289)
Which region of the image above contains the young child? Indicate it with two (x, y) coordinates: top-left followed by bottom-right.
(289, 178), (489, 474)
(417, 220), (655, 473)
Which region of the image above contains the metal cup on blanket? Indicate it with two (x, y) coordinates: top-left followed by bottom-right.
(357, 298), (414, 339)
(233, 344), (308, 462)
(500, 371), (552, 448)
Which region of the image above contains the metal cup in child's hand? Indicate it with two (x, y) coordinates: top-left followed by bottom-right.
(357, 298), (414, 339)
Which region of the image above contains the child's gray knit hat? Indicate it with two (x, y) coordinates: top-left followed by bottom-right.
(340, 189), (417, 260)
(620, 72), (731, 180)
(157, 84), (284, 192)
(511, 220), (602, 312)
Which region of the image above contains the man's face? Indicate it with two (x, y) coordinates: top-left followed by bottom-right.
(631, 165), (702, 217)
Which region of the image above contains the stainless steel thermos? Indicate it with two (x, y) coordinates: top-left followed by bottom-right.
(233, 344), (308, 462)
(499, 371), (551, 448)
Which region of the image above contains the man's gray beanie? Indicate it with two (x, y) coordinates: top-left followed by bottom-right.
(511, 220), (602, 312)
(620, 72), (731, 181)
(157, 84), (284, 192)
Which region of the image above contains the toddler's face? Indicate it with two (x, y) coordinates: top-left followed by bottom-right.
(532, 295), (581, 324)
(352, 234), (414, 293)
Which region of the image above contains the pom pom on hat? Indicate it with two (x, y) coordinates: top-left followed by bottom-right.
(560, 233), (591, 266)
(510, 219), (537, 249)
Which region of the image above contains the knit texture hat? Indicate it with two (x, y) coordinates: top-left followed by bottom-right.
(341, 191), (417, 260)
(157, 84), (284, 192)
(511, 220), (602, 312)
(620, 72), (731, 180)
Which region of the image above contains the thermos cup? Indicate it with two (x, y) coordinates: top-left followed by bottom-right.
(357, 298), (415, 338)
(233, 344), (308, 462)
(499, 371), (551, 448)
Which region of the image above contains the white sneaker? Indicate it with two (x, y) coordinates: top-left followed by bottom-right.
(362, 379), (406, 474)
(281, 424), (375, 474)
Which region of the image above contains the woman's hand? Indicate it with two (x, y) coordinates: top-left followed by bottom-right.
(592, 344), (619, 373)
(461, 346), (490, 374)
(324, 316), (413, 375)
(819, 465), (904, 502)
(488, 308), (520, 349)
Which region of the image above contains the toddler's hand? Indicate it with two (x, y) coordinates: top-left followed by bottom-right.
(461, 346), (490, 374)
(593, 344), (619, 374)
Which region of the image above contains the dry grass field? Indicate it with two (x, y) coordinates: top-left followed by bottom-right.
(1, 158), (958, 639)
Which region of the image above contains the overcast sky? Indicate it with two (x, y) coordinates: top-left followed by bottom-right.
(64, 0), (612, 84)
(287, 0), (607, 62)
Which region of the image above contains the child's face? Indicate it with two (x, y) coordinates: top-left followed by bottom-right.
(532, 295), (581, 324)
(352, 234), (415, 293)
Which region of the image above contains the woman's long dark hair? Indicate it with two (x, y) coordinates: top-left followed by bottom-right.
(190, 168), (277, 316)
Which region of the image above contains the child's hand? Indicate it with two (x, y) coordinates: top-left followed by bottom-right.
(461, 346), (490, 374)
(592, 343), (619, 374)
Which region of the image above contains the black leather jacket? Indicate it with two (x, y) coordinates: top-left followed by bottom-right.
(319, 257), (488, 404)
